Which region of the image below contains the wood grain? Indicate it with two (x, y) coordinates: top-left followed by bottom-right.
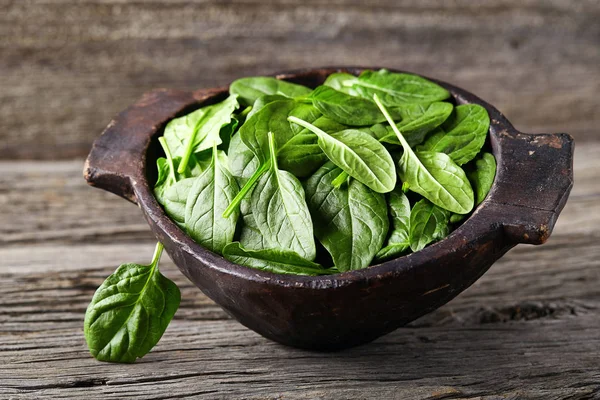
(0, 142), (598, 398)
(1, 0), (599, 159)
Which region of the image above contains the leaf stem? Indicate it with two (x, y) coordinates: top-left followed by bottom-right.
(373, 94), (411, 151)
(159, 137), (177, 183)
(267, 131), (278, 170)
(178, 124), (204, 174)
(287, 116), (327, 137)
(332, 171), (349, 188)
(151, 242), (164, 268)
(239, 106), (252, 118)
(222, 160), (270, 218)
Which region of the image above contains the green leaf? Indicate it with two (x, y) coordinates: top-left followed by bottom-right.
(305, 162), (388, 271)
(288, 116), (396, 193)
(418, 104), (490, 165)
(228, 132), (261, 183)
(309, 85), (400, 126)
(230, 77), (312, 107)
(375, 189), (411, 262)
(379, 102), (454, 147)
(247, 94), (288, 119)
(223, 242), (336, 276)
(84, 243), (180, 363)
(374, 95), (474, 214)
(238, 200), (268, 251)
(218, 115), (239, 153)
(154, 153), (208, 206)
(185, 147), (239, 254)
(251, 132), (316, 260)
(352, 69), (450, 106)
(163, 94), (239, 171)
(163, 177), (195, 227)
(467, 152), (496, 205)
(409, 199), (451, 252)
(323, 72), (360, 96)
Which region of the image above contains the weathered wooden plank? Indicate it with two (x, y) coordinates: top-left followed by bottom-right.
(0, 141), (598, 398)
(1, 0), (599, 159)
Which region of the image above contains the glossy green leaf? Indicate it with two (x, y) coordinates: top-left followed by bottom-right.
(230, 77), (312, 107)
(288, 116), (396, 193)
(467, 152), (496, 205)
(375, 189), (411, 261)
(374, 95), (474, 214)
(247, 94), (288, 119)
(418, 104), (490, 165)
(409, 199), (451, 252)
(323, 72), (359, 96)
(305, 162), (388, 271)
(352, 69), (450, 106)
(163, 177), (195, 227)
(185, 147), (239, 254)
(223, 242), (335, 276)
(163, 95), (239, 170)
(309, 85), (399, 126)
(84, 243), (180, 363)
(251, 133), (316, 260)
(379, 102), (454, 147)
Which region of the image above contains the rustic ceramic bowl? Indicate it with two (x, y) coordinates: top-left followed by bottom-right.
(84, 67), (574, 350)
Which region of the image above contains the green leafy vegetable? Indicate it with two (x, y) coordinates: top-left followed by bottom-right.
(185, 146), (240, 254)
(352, 69), (450, 106)
(223, 242), (335, 276)
(247, 94), (288, 119)
(288, 116), (396, 193)
(84, 243), (180, 363)
(230, 77), (312, 107)
(409, 199), (451, 252)
(323, 72), (359, 96)
(375, 189), (411, 261)
(374, 94), (474, 214)
(418, 104), (490, 165)
(305, 162), (388, 271)
(467, 152), (496, 205)
(251, 132), (316, 260)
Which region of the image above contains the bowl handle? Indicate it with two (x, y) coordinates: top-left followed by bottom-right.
(490, 129), (574, 244)
(83, 88), (220, 204)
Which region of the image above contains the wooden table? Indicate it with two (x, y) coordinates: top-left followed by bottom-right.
(2, 1), (599, 399)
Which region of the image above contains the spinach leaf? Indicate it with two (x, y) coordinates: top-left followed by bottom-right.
(288, 116), (396, 193)
(374, 95), (474, 214)
(185, 146), (239, 254)
(324, 72), (359, 96)
(308, 85), (400, 126)
(418, 104), (490, 165)
(230, 77), (312, 107)
(238, 199), (268, 251)
(409, 199), (451, 252)
(84, 243), (180, 363)
(352, 69), (450, 106)
(247, 94), (288, 119)
(163, 177), (195, 227)
(223, 242), (336, 276)
(467, 152), (496, 205)
(218, 115), (239, 153)
(305, 162), (388, 271)
(359, 123), (389, 141)
(375, 189), (411, 262)
(163, 95), (239, 172)
(228, 132), (261, 183)
(379, 102), (454, 147)
(251, 132), (316, 260)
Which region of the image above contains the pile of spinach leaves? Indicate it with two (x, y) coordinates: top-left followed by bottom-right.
(84, 69), (496, 363)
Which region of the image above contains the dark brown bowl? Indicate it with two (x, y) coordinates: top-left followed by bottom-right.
(84, 67), (574, 350)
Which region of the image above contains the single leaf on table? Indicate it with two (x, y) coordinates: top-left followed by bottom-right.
(223, 242), (336, 276)
(379, 102), (454, 147)
(352, 69), (450, 106)
(185, 147), (240, 254)
(467, 152), (497, 205)
(251, 132), (316, 260)
(375, 189), (411, 262)
(84, 243), (180, 363)
(163, 95), (239, 170)
(288, 116), (396, 193)
(230, 76), (312, 107)
(323, 72), (359, 96)
(374, 95), (474, 214)
(308, 85), (401, 126)
(418, 104), (490, 165)
(409, 199), (451, 252)
(305, 162), (388, 271)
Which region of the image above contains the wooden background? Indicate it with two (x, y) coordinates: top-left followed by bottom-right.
(1, 1), (599, 399)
